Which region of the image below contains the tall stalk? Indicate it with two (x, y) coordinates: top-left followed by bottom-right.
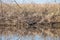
(0, 0), (3, 16)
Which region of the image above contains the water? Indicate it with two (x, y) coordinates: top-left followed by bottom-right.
(0, 34), (60, 40)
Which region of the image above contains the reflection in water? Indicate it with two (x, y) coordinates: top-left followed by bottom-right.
(0, 34), (60, 40)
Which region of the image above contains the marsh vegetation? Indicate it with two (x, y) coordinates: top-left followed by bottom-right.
(0, 4), (60, 37)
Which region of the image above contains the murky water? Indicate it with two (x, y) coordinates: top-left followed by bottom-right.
(0, 34), (60, 40)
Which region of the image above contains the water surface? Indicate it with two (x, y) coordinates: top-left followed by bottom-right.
(0, 34), (60, 40)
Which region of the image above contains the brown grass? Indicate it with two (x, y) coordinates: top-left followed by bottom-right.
(0, 4), (60, 36)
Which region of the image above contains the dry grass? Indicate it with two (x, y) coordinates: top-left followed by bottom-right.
(0, 4), (60, 36)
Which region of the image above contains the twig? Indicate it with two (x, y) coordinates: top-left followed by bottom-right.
(14, 0), (21, 9)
